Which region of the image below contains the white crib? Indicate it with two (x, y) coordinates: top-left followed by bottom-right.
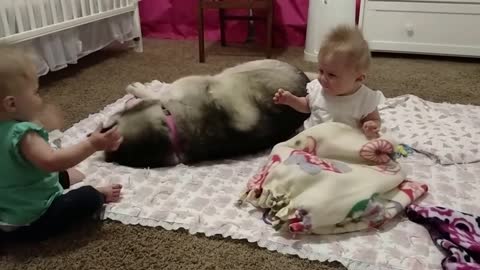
(0, 0), (143, 75)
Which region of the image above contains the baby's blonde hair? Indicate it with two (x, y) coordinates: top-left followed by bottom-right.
(318, 25), (371, 72)
(0, 45), (37, 97)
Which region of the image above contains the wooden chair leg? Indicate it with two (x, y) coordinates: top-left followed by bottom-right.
(219, 8), (226, 47)
(266, 5), (273, 59)
(198, 2), (206, 63)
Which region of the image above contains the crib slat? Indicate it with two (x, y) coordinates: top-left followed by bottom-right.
(89, 0), (95, 14)
(97, 0), (103, 12)
(14, 1), (25, 33)
(27, 1), (37, 29)
(80, 0), (87, 16)
(39, 0), (49, 27)
(60, 0), (69, 21)
(0, 4), (11, 36)
(49, 0), (59, 24)
(71, 0), (78, 19)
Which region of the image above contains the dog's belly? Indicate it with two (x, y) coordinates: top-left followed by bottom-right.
(208, 78), (261, 132)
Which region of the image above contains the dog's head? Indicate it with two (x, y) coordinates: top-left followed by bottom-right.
(104, 100), (178, 167)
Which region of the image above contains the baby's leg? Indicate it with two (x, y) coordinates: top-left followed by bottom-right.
(11, 184), (122, 241)
(58, 169), (85, 189)
(96, 184), (122, 203)
(67, 168), (85, 185)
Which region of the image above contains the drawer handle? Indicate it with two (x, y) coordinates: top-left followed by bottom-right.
(406, 23), (414, 37)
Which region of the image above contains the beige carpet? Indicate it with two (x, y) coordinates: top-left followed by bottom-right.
(1, 39), (480, 270)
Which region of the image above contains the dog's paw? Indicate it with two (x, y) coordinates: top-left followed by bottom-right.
(126, 82), (150, 98)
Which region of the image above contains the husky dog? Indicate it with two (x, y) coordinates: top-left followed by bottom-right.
(104, 59), (310, 168)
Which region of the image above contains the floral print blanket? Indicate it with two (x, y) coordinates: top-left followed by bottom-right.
(239, 122), (428, 234)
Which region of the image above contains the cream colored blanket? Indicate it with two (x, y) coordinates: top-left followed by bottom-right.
(239, 122), (428, 234)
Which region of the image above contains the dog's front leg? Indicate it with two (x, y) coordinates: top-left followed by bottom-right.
(126, 82), (157, 99)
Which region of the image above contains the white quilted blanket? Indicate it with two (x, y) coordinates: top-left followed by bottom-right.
(380, 95), (480, 165)
(57, 81), (480, 270)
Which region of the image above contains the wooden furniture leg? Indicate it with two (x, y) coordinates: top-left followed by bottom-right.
(199, 0), (274, 62)
(198, 0), (206, 63)
(219, 8), (226, 46)
(266, 2), (273, 59)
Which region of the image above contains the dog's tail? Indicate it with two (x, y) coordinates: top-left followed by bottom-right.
(304, 72), (318, 81)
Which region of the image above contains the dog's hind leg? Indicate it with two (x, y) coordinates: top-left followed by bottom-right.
(126, 82), (157, 99)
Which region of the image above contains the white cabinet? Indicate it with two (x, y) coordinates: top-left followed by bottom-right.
(359, 0), (480, 57)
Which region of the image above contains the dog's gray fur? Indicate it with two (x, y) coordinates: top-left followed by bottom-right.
(104, 59), (310, 167)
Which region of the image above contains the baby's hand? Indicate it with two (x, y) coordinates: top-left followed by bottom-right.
(362, 120), (380, 139)
(273, 88), (294, 105)
(88, 125), (123, 151)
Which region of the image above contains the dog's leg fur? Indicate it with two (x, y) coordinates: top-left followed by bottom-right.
(126, 82), (157, 99)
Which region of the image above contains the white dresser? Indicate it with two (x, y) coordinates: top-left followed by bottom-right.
(359, 0), (480, 57)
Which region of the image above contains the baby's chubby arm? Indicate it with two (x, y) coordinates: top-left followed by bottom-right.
(362, 109), (381, 139)
(20, 127), (123, 172)
(273, 88), (311, 114)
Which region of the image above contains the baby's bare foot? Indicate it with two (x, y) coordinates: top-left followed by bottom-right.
(273, 88), (294, 105)
(97, 184), (123, 203)
(67, 168), (85, 185)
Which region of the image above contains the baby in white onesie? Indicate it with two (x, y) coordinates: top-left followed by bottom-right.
(273, 25), (384, 139)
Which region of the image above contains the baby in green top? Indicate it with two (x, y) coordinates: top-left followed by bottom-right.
(0, 46), (123, 241)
